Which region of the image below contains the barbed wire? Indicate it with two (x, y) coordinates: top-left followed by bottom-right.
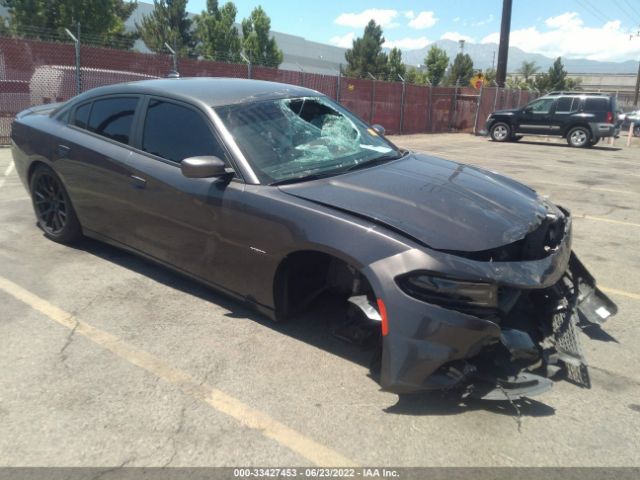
(1, 24), (137, 49)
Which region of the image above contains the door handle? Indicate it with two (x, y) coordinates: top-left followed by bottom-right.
(57, 144), (70, 158)
(130, 175), (147, 189)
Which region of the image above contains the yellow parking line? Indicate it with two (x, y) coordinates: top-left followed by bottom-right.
(576, 215), (640, 228)
(0, 275), (357, 467)
(600, 286), (640, 301)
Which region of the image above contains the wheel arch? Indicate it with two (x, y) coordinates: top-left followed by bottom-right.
(562, 122), (592, 138)
(271, 247), (378, 322)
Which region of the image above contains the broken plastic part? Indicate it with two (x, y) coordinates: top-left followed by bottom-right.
(466, 372), (553, 401)
(347, 295), (382, 321)
(500, 329), (538, 361)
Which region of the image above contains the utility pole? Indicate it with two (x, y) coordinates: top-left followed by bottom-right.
(491, 50), (496, 70)
(496, 0), (512, 87)
(632, 29), (639, 106)
(634, 60), (639, 107)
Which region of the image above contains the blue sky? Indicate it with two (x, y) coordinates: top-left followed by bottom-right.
(186, 0), (640, 61)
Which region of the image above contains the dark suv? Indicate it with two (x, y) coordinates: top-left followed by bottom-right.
(486, 92), (620, 147)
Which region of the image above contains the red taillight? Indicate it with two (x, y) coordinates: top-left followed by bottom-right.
(377, 298), (389, 336)
(606, 111), (613, 123)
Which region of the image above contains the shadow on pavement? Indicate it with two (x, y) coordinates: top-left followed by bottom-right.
(516, 140), (622, 151)
(70, 237), (557, 418)
(386, 391), (555, 418)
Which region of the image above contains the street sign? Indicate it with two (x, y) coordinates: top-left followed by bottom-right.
(470, 73), (485, 89)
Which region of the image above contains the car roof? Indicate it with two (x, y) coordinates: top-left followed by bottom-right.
(545, 91), (612, 98)
(71, 77), (322, 107)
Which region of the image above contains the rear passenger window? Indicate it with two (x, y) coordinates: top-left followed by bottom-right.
(88, 97), (138, 144)
(73, 103), (91, 129)
(584, 98), (609, 112)
(555, 97), (578, 113)
(142, 99), (225, 163)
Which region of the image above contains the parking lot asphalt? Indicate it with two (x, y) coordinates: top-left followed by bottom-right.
(0, 133), (639, 468)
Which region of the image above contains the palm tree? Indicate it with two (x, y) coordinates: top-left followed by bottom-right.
(518, 61), (540, 85)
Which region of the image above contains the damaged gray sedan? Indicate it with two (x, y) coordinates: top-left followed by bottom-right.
(11, 78), (617, 400)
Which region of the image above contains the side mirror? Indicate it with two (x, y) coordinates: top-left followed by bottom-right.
(371, 124), (385, 136)
(181, 156), (228, 178)
(523, 107), (533, 114)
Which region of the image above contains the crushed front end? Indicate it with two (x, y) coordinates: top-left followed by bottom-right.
(367, 206), (618, 400)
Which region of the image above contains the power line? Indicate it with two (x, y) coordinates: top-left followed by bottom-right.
(621, 0), (640, 21)
(574, 0), (614, 23)
(614, 0), (639, 23)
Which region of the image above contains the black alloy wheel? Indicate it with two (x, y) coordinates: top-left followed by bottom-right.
(30, 165), (82, 243)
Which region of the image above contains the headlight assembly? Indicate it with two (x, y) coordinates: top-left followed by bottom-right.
(397, 273), (498, 311)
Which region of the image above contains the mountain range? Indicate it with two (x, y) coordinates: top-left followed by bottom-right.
(400, 39), (638, 74)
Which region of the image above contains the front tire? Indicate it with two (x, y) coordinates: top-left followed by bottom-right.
(490, 122), (511, 142)
(30, 165), (82, 243)
(567, 126), (591, 148)
(588, 138), (600, 147)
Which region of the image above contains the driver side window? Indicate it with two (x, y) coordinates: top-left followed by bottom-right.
(527, 98), (555, 114)
(142, 99), (226, 164)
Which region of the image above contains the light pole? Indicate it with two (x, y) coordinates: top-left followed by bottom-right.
(240, 52), (252, 79)
(64, 26), (81, 95)
(164, 42), (178, 77)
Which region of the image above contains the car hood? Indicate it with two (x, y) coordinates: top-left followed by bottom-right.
(279, 153), (551, 252)
(491, 108), (520, 115)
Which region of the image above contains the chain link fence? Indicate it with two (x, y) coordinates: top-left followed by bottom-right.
(0, 34), (537, 144)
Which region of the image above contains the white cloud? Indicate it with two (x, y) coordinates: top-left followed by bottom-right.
(473, 14), (494, 26)
(408, 11), (437, 29)
(404, 10), (415, 19)
(329, 32), (356, 48)
(334, 9), (400, 28)
(481, 11), (640, 61)
(440, 32), (475, 43)
(545, 12), (582, 29)
(453, 17), (460, 23)
(384, 37), (431, 50)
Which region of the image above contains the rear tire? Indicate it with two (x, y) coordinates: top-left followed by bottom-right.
(511, 135), (523, 142)
(30, 165), (82, 243)
(588, 138), (600, 147)
(567, 126), (591, 148)
(490, 122), (511, 142)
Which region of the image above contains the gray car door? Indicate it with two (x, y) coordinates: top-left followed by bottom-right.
(123, 96), (248, 289)
(55, 96), (141, 242)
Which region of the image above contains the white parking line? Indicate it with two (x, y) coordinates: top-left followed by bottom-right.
(0, 161), (15, 189)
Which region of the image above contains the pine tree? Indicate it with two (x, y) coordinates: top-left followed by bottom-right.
(535, 57), (570, 92)
(446, 53), (474, 86)
(241, 6), (283, 68)
(136, 0), (194, 56)
(546, 57), (568, 90)
(195, 0), (242, 62)
(344, 20), (388, 79)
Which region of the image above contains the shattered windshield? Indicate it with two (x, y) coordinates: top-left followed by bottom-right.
(215, 96), (399, 184)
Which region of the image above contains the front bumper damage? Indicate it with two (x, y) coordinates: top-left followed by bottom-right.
(363, 210), (618, 400)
